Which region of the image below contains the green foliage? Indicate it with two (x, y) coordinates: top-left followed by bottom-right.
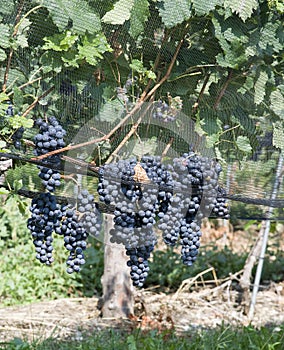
(0, 195), (104, 306)
(102, 0), (134, 25)
(40, 0), (101, 34)
(42, 31), (112, 68)
(158, 0), (192, 28)
(0, 0), (282, 160)
(1, 324), (284, 350)
(224, 0), (258, 22)
(146, 244), (247, 291)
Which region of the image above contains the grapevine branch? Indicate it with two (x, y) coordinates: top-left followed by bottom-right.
(21, 86), (55, 118)
(214, 69), (234, 109)
(105, 102), (153, 164)
(7, 77), (42, 97)
(105, 33), (186, 163)
(192, 74), (210, 115)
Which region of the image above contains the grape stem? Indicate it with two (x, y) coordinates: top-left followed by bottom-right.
(213, 69), (234, 109)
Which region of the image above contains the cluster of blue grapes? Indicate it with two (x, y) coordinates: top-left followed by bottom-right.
(3, 102), (25, 150)
(28, 117), (102, 273)
(27, 192), (63, 265)
(98, 153), (229, 286)
(28, 188), (102, 273)
(34, 117), (66, 192)
(152, 97), (182, 122)
(162, 152), (228, 266)
(98, 156), (174, 287)
(116, 76), (138, 106)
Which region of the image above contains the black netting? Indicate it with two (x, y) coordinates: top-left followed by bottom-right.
(0, 0), (283, 221)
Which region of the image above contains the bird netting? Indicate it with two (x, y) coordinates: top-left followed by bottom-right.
(0, 1), (283, 218)
(0, 1), (283, 282)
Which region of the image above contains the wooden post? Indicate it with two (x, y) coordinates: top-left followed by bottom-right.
(101, 214), (134, 318)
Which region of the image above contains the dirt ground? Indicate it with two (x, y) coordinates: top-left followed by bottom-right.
(0, 224), (284, 342)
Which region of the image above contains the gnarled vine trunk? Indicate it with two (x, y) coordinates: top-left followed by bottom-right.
(100, 214), (134, 318)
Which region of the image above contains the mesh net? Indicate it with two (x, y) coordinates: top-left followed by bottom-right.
(0, 0), (283, 221)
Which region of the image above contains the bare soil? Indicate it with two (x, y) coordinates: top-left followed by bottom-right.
(0, 224), (284, 342)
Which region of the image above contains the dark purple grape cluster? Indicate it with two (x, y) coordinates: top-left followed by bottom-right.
(99, 156), (174, 287)
(3, 102), (25, 150)
(179, 219), (202, 266)
(77, 189), (102, 237)
(56, 208), (89, 274)
(98, 152), (229, 287)
(212, 194), (230, 219)
(28, 116), (103, 273)
(34, 116), (66, 156)
(126, 245), (153, 288)
(11, 126), (25, 150)
(27, 192), (63, 265)
(152, 97), (182, 122)
(34, 116), (66, 192)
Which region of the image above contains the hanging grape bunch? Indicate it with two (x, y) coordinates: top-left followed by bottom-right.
(27, 117), (102, 273)
(152, 95), (183, 122)
(26, 117), (228, 285)
(98, 152), (229, 287)
(1, 102), (25, 150)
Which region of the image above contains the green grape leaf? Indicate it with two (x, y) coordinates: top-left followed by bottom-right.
(72, 2), (101, 34)
(0, 48), (7, 62)
(43, 31), (78, 52)
(224, 0), (258, 22)
(212, 15), (248, 68)
(0, 0), (15, 15)
(206, 133), (219, 148)
(9, 115), (34, 129)
(129, 59), (146, 73)
(192, 0), (219, 15)
(254, 70), (268, 105)
(273, 121), (284, 152)
(0, 23), (11, 49)
(259, 21), (282, 53)
(270, 89), (284, 117)
(13, 87), (23, 108)
(15, 34), (29, 48)
(102, 0), (134, 25)
(158, 0), (192, 28)
(42, 0), (101, 34)
(236, 135), (252, 153)
(0, 92), (9, 103)
(97, 99), (125, 123)
(0, 141), (7, 149)
(131, 137), (157, 158)
(40, 51), (63, 74)
(0, 187), (9, 195)
(129, 0), (150, 38)
(78, 34), (112, 66)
